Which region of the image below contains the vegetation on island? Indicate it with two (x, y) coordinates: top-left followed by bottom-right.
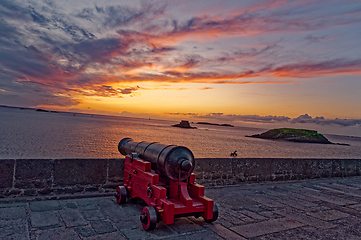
(247, 128), (334, 144)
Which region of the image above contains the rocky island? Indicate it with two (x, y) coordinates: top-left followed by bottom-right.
(171, 120), (197, 129)
(247, 128), (334, 144)
(196, 122), (234, 127)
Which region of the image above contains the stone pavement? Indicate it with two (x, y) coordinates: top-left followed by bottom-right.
(1, 176), (361, 239)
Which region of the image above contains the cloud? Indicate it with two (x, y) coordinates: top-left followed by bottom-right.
(291, 114), (361, 127)
(1, 0), (361, 109)
(166, 112), (291, 123)
(166, 112), (361, 127)
(271, 59), (361, 78)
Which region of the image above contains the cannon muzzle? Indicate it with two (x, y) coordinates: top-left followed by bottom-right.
(118, 138), (195, 181)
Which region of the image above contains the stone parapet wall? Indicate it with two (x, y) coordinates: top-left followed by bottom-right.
(194, 158), (361, 186)
(1, 158), (361, 198)
(0, 159), (124, 199)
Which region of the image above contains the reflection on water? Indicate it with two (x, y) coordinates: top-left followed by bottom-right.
(1, 106), (361, 159)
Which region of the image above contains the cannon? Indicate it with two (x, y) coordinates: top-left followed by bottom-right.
(115, 138), (218, 231)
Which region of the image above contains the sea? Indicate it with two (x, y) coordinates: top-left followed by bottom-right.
(1, 106), (361, 159)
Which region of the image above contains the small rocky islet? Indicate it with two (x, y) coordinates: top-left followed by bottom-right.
(247, 128), (349, 145)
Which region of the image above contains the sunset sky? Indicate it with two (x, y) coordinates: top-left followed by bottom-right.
(1, 0), (361, 135)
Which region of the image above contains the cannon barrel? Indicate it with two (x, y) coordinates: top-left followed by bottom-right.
(118, 138), (195, 182)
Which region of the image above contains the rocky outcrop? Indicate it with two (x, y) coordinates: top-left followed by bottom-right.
(247, 128), (333, 144)
(172, 120), (197, 129)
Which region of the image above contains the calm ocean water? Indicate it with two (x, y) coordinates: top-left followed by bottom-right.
(1, 106), (361, 159)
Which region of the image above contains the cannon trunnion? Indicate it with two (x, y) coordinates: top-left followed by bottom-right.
(115, 138), (218, 231)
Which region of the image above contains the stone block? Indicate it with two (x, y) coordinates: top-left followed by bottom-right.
(30, 211), (63, 228)
(75, 199), (98, 210)
(37, 228), (80, 240)
(82, 210), (106, 221)
(30, 200), (62, 212)
(53, 159), (107, 186)
(108, 158), (124, 182)
(293, 159), (319, 177)
(0, 160), (14, 188)
(59, 209), (87, 227)
(24, 189), (37, 196)
(90, 220), (117, 234)
(340, 159), (361, 176)
(74, 226), (96, 237)
(15, 159), (52, 180)
(0, 218), (29, 240)
(231, 217), (304, 238)
(0, 207), (27, 220)
(243, 158), (273, 178)
(195, 158), (232, 173)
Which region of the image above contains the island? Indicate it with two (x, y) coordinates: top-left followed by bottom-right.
(171, 120), (197, 129)
(196, 122), (234, 127)
(246, 128), (334, 144)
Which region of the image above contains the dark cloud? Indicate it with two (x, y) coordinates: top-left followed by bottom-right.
(291, 114), (361, 127)
(272, 59), (361, 77)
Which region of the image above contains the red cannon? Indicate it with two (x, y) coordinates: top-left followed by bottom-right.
(115, 138), (218, 231)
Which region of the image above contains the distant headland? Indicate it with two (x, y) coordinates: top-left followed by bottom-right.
(247, 128), (349, 145)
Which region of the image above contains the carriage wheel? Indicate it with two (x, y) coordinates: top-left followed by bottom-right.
(115, 186), (127, 204)
(140, 206), (157, 231)
(205, 203), (219, 223)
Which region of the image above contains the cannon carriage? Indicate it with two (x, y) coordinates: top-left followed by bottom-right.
(115, 138), (218, 231)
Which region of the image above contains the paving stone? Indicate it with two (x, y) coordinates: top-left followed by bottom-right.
(239, 209), (268, 220)
(231, 217), (304, 238)
(74, 226), (96, 237)
(0, 218), (29, 240)
(60, 200), (78, 209)
(29, 200), (62, 212)
(264, 192), (318, 211)
(121, 204), (144, 216)
(169, 217), (204, 234)
(220, 211), (245, 225)
(146, 222), (178, 238)
(75, 199), (99, 210)
(258, 211), (281, 219)
(295, 187), (358, 206)
(37, 228), (80, 240)
(82, 209), (106, 221)
(59, 209), (87, 227)
(0, 202), (27, 208)
(274, 208), (336, 229)
(349, 204), (361, 211)
(244, 205), (265, 212)
(0, 207), (27, 220)
(90, 220), (117, 234)
(182, 229), (224, 240)
(213, 216), (234, 228)
(85, 232), (127, 240)
(208, 223), (246, 240)
(119, 228), (151, 240)
(29, 211), (63, 229)
(247, 194), (286, 208)
(307, 209), (350, 221)
(96, 198), (129, 222)
(114, 219), (140, 230)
